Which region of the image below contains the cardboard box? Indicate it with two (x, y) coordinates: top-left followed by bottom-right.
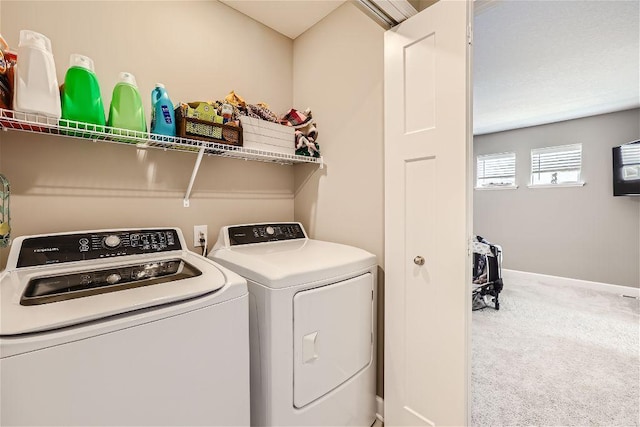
(182, 102), (223, 124)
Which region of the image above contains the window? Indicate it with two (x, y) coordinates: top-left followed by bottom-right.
(621, 143), (640, 181)
(530, 143), (583, 186)
(476, 152), (516, 188)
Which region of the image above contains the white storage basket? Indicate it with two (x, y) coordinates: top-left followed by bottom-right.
(240, 116), (295, 155)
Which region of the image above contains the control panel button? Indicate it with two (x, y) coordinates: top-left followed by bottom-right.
(266, 226), (275, 235)
(103, 235), (121, 249)
(106, 273), (121, 285)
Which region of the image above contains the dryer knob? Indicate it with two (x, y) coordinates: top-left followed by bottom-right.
(266, 226), (275, 235)
(104, 235), (121, 248)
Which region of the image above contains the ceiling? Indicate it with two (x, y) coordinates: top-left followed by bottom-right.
(219, 0), (345, 39)
(219, 0), (639, 135)
(473, 0), (640, 135)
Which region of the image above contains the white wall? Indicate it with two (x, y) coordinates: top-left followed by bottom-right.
(292, 2), (385, 395)
(0, 0), (295, 267)
(474, 109), (640, 288)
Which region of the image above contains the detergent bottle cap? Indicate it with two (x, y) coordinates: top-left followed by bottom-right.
(118, 72), (138, 87)
(69, 54), (95, 72)
(18, 30), (51, 52)
(155, 83), (165, 89)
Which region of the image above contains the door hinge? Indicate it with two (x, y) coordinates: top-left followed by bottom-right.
(467, 24), (473, 45)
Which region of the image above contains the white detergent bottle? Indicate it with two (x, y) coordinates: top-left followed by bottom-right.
(13, 30), (61, 119)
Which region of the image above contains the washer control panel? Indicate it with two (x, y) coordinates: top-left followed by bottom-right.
(17, 229), (181, 268)
(228, 223), (306, 246)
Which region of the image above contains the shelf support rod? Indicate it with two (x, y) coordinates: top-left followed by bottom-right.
(183, 146), (206, 208)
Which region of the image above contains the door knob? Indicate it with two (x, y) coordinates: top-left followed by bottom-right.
(414, 256), (425, 266)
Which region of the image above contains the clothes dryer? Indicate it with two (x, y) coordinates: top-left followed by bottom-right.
(0, 228), (250, 426)
(210, 222), (377, 426)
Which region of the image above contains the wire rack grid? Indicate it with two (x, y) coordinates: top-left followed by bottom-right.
(0, 108), (323, 167)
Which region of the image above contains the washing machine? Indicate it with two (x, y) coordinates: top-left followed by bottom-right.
(209, 222), (377, 427)
(0, 228), (250, 426)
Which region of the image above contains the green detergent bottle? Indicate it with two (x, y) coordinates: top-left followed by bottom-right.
(108, 72), (146, 137)
(61, 54), (106, 131)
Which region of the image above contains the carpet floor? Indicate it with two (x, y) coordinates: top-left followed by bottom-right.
(472, 276), (639, 426)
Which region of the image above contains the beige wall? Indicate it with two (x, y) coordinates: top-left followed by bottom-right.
(0, 1), (295, 267)
(417, 0), (439, 12)
(292, 2), (385, 395)
(293, 2), (384, 265)
(0, 0), (387, 397)
(474, 109), (640, 288)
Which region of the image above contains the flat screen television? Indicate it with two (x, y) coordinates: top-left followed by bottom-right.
(613, 140), (640, 196)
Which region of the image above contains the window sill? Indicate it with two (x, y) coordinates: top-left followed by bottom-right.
(474, 185), (519, 191)
(527, 182), (585, 189)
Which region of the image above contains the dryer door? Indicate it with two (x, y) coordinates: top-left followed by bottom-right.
(293, 272), (373, 408)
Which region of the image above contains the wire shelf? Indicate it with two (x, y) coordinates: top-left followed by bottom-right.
(0, 108), (323, 167)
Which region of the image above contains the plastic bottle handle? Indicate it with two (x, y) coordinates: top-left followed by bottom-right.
(152, 88), (161, 103)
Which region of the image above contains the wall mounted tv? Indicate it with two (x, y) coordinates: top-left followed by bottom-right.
(612, 140), (640, 196)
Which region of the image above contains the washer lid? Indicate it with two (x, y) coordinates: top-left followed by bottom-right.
(0, 252), (229, 335)
(210, 239), (376, 289)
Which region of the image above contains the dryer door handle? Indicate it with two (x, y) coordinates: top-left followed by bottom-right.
(302, 331), (319, 364)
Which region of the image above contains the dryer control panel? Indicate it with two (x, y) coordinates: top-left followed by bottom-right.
(228, 223), (306, 246)
(16, 229), (182, 267)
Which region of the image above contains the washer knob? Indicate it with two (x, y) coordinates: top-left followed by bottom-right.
(266, 226), (275, 235)
(103, 235), (121, 249)
(106, 273), (121, 285)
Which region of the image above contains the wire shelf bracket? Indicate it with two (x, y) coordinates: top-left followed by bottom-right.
(184, 146), (206, 208)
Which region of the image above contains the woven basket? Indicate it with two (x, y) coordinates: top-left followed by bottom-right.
(175, 105), (242, 147)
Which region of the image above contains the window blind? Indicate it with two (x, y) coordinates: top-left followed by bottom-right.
(477, 152), (516, 186)
(531, 144), (582, 174)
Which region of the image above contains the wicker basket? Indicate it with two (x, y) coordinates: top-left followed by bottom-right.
(175, 105), (243, 147)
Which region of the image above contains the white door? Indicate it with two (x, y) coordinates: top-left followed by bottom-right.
(384, 1), (473, 426)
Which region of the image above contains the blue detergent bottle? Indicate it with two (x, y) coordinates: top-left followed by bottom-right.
(150, 83), (176, 137)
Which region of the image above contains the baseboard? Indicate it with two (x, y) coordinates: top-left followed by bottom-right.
(503, 269), (640, 298)
(376, 395), (384, 422)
